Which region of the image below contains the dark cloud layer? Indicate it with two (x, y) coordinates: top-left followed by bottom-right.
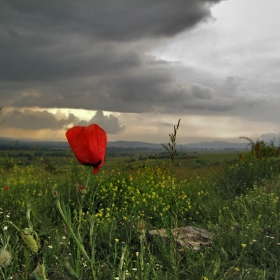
(3, 109), (77, 130)
(0, 0), (224, 115)
(3, 109), (124, 134)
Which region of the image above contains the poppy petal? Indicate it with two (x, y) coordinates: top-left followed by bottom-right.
(88, 124), (107, 169)
(65, 124), (107, 173)
(66, 126), (90, 165)
(66, 126), (82, 151)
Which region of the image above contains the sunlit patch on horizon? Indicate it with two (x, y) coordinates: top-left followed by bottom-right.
(2, 107), (114, 122)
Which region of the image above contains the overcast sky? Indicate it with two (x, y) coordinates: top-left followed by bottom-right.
(1, 0), (280, 144)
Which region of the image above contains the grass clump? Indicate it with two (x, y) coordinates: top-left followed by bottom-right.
(216, 137), (280, 197)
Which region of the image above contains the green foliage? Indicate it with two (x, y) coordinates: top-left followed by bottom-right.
(217, 137), (280, 197)
(240, 136), (280, 159)
(2, 158), (15, 171)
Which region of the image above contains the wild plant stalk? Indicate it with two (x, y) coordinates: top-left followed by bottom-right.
(161, 119), (181, 227)
(138, 221), (146, 277)
(118, 243), (127, 280)
(161, 119), (181, 167)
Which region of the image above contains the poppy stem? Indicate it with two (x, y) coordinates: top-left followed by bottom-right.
(85, 166), (92, 188)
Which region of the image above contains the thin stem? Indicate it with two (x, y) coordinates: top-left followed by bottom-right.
(0, 221), (21, 232)
(55, 199), (90, 262)
(85, 166), (92, 188)
(0, 267), (6, 280)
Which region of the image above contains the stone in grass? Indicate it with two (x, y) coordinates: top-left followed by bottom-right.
(148, 226), (212, 251)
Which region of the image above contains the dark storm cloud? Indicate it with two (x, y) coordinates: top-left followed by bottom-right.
(0, 0), (223, 114)
(2, 109), (124, 134)
(0, 0), (219, 41)
(3, 109), (77, 130)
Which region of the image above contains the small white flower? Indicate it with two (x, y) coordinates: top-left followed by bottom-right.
(3, 226), (8, 231)
(47, 245), (53, 249)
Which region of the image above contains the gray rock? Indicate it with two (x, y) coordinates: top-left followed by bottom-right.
(148, 226), (212, 251)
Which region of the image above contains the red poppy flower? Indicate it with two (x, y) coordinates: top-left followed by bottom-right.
(66, 124), (107, 174)
(4, 186), (8, 191)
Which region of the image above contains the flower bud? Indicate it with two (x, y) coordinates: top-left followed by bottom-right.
(19, 229), (38, 253)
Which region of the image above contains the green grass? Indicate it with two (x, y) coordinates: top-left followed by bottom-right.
(1, 142), (280, 279)
(0, 145), (242, 167)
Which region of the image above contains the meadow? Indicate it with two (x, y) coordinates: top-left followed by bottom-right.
(1, 132), (280, 279)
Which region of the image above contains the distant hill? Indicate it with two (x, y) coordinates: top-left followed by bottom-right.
(108, 141), (248, 150)
(182, 141), (248, 150)
(107, 141), (162, 149)
(0, 137), (249, 150)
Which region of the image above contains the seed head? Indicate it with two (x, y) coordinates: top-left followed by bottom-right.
(19, 230), (38, 253)
(76, 185), (88, 196)
(0, 248), (12, 268)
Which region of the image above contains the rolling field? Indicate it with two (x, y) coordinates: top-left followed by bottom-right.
(1, 142), (280, 279)
(0, 145), (242, 173)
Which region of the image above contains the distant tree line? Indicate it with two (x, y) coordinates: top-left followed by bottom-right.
(1, 150), (71, 159)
